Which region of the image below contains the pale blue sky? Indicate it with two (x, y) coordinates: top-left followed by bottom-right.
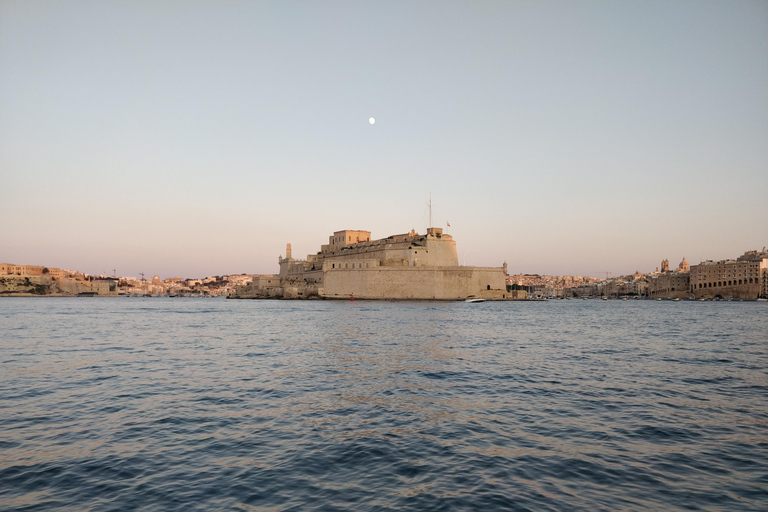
(1, 0), (766, 278)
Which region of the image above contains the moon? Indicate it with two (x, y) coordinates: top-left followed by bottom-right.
(369, 117), (375, 125)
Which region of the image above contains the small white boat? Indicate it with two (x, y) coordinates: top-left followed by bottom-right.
(465, 296), (486, 303)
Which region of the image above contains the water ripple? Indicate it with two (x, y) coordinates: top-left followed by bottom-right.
(1, 298), (766, 511)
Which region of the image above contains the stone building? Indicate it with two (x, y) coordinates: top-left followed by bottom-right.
(0, 263), (45, 276)
(233, 227), (512, 300)
(647, 271), (690, 299)
(602, 276), (648, 297)
(690, 249), (768, 299)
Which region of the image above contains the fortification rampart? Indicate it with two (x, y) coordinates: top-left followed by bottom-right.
(322, 266), (507, 300)
(314, 236), (457, 268)
(233, 227), (511, 300)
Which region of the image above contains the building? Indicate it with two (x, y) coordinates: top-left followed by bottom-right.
(235, 275), (281, 298)
(233, 227), (512, 300)
(647, 271), (690, 299)
(569, 283), (599, 298)
(0, 263), (46, 276)
(600, 275), (649, 298)
(690, 249), (768, 300)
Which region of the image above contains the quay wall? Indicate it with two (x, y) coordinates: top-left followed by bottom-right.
(692, 283), (763, 300)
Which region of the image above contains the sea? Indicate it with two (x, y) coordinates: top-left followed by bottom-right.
(1, 297), (766, 511)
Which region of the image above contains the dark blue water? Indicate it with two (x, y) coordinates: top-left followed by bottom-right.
(1, 298), (766, 511)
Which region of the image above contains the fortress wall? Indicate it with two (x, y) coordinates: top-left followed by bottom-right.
(322, 266), (506, 300)
(324, 259), (380, 270)
(320, 238), (458, 268)
(423, 238), (458, 266)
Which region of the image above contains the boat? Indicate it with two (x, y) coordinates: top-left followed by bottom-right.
(465, 296), (486, 303)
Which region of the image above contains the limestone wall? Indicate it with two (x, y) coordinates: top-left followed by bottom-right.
(693, 283), (762, 300)
(235, 275), (281, 298)
(321, 266), (508, 300)
(57, 279), (117, 296)
(0, 275), (53, 295)
(318, 237), (456, 267)
(0, 276), (117, 296)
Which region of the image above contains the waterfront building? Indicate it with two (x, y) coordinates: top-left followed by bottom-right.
(46, 268), (76, 280)
(647, 271), (690, 299)
(233, 227), (511, 300)
(0, 263), (46, 276)
(569, 283), (599, 298)
(690, 249), (768, 300)
(600, 275), (649, 298)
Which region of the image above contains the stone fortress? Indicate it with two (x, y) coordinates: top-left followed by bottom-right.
(233, 227), (515, 300)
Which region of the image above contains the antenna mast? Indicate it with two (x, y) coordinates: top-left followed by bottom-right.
(426, 192), (432, 229)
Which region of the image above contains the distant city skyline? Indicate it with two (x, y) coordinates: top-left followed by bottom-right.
(2, 244), (765, 283)
(2, 0), (766, 279)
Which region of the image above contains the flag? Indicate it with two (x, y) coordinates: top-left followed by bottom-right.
(447, 222), (451, 227)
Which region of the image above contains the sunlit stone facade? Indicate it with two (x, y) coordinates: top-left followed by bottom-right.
(647, 271), (690, 299)
(690, 249), (768, 300)
(233, 227), (511, 300)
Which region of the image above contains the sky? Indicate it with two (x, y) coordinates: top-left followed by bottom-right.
(1, 0), (766, 279)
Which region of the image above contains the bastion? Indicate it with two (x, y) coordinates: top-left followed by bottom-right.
(232, 227), (514, 300)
